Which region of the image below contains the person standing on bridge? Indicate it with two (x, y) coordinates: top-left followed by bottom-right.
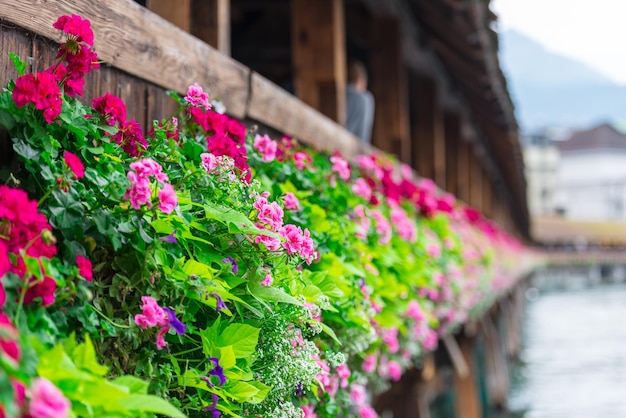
(345, 60), (375, 144)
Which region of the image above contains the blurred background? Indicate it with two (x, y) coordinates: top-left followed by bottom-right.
(494, 1), (626, 416)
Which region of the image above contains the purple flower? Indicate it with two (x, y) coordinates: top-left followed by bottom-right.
(163, 307), (186, 335)
(211, 293), (226, 313)
(160, 230), (177, 244)
(204, 393), (221, 417)
(208, 357), (227, 386)
(221, 256), (238, 275)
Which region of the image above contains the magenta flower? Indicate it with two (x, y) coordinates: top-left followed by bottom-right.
(352, 178), (372, 200)
(253, 134), (277, 162)
(201, 152), (218, 172)
(302, 405), (317, 418)
(29, 378), (71, 418)
(255, 233), (282, 251)
(75, 255), (93, 282)
(158, 183), (178, 214)
(261, 270), (273, 286)
(387, 360), (402, 381)
(406, 300), (425, 322)
(283, 192), (300, 211)
(130, 159), (168, 182)
(124, 172), (152, 209)
(293, 152), (309, 170)
(330, 155), (351, 180)
(63, 151), (85, 179)
(184, 83), (211, 110)
(362, 354), (377, 373)
(358, 405), (378, 418)
(53, 14), (94, 45)
(336, 363), (351, 388)
(134, 296), (168, 329)
(280, 224), (304, 255)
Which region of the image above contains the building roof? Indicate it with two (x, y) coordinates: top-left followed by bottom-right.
(558, 123), (626, 152)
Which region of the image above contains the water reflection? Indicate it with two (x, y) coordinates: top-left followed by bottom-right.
(506, 282), (626, 417)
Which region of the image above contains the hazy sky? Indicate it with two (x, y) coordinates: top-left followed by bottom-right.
(492, 0), (626, 85)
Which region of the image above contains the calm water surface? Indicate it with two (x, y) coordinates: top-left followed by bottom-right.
(507, 283), (626, 418)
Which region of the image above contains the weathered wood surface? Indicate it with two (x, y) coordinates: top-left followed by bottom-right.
(291, 0), (347, 125)
(0, 0), (367, 159)
(0, 0), (249, 118)
(248, 72), (363, 157)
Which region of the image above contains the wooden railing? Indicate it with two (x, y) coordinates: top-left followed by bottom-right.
(0, 0), (365, 158)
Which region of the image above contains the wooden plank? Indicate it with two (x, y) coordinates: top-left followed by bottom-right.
(291, 0), (346, 124)
(146, 0), (191, 32)
(411, 75), (436, 179)
(453, 336), (482, 418)
(444, 112), (460, 195)
(248, 72), (364, 159)
(146, 83), (179, 126)
(469, 148), (483, 212)
(456, 139), (471, 203)
(0, 24), (32, 87)
(370, 17), (411, 161)
(115, 72), (148, 130)
(482, 167), (492, 218)
(0, 0), (250, 118)
(191, 0), (230, 55)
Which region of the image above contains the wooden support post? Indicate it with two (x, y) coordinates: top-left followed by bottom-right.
(370, 18), (411, 161)
(146, 0), (191, 31)
(469, 149), (483, 212)
(454, 336), (482, 418)
(482, 316), (509, 409)
(457, 138), (471, 203)
(191, 0), (231, 55)
(291, 0), (346, 125)
(411, 76), (444, 180)
(482, 168), (492, 218)
(445, 112), (460, 195)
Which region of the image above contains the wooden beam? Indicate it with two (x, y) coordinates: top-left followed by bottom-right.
(191, 0), (231, 55)
(146, 0), (191, 31)
(370, 17), (411, 161)
(291, 0), (346, 125)
(482, 167), (493, 218)
(0, 0), (250, 118)
(456, 137), (471, 203)
(411, 76), (444, 180)
(469, 147), (483, 212)
(248, 72), (363, 159)
(445, 111), (460, 194)
(453, 336), (482, 418)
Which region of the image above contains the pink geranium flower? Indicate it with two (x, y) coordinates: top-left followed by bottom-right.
(134, 296), (168, 329)
(253, 134), (277, 162)
(29, 378), (71, 418)
(330, 155), (350, 180)
(283, 192), (300, 211)
(158, 183), (178, 214)
(184, 83), (211, 110)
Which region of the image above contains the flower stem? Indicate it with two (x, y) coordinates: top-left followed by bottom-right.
(92, 305), (131, 329)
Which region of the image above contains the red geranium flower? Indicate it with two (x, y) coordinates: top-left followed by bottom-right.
(63, 151), (85, 179)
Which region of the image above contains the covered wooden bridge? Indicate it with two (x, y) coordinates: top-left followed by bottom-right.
(0, 0), (529, 417)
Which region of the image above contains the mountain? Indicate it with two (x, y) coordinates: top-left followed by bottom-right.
(498, 30), (626, 130)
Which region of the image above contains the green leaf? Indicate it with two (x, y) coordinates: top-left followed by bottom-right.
(49, 189), (84, 231)
(223, 381), (260, 403)
(217, 324), (260, 358)
(9, 52), (27, 76)
(203, 202), (278, 237)
(13, 140), (40, 161)
(72, 335), (109, 376)
(245, 381), (271, 404)
(117, 394), (186, 418)
(0, 109), (15, 130)
(112, 376), (149, 395)
(219, 345), (236, 369)
(319, 322), (341, 345)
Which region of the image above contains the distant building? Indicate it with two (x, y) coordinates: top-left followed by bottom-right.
(522, 130), (560, 216)
(556, 123), (626, 221)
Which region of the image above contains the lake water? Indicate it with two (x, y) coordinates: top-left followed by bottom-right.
(506, 282), (626, 417)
